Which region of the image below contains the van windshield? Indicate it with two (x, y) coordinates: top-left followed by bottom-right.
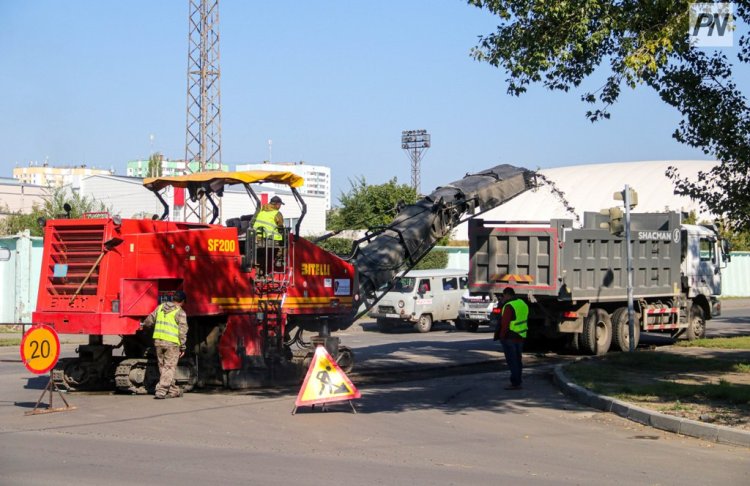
(393, 277), (415, 293)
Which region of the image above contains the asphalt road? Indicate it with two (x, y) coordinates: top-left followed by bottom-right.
(1, 306), (749, 485)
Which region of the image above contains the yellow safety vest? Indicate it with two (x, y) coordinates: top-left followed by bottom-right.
(152, 305), (181, 345)
(253, 209), (282, 241)
(502, 299), (529, 338)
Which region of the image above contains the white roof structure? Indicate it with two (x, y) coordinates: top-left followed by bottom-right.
(452, 160), (718, 240)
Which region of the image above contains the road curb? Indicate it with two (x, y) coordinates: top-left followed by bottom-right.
(553, 364), (750, 448)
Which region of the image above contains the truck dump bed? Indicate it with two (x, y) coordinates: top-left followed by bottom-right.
(468, 212), (682, 302)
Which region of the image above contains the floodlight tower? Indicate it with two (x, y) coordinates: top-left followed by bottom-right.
(184, 0), (222, 222)
(401, 129), (430, 195)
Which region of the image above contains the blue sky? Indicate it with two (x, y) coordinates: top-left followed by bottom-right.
(0, 1), (746, 203)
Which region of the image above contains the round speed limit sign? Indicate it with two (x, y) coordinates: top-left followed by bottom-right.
(20, 324), (61, 375)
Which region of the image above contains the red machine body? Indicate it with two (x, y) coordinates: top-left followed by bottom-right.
(33, 171), (360, 392)
(34, 218), (355, 333)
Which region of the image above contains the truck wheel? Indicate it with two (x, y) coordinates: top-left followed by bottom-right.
(466, 322), (479, 333)
(581, 308), (612, 356)
(376, 319), (393, 333)
(611, 307), (640, 352)
(686, 304), (706, 341)
(454, 319), (466, 331)
(569, 333), (581, 353)
(414, 314), (433, 333)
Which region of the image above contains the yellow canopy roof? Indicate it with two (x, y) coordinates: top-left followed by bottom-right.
(143, 170), (305, 192)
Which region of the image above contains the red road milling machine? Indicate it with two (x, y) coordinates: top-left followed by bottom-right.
(32, 165), (535, 393)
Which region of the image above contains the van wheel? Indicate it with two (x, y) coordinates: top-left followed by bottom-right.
(581, 308), (612, 356)
(454, 319), (466, 331)
(686, 304), (706, 341)
(466, 322), (479, 333)
(376, 319), (393, 333)
(414, 314), (433, 333)
(611, 307), (640, 352)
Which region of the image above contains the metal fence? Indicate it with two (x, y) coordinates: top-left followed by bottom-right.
(0, 230), (44, 325)
(721, 251), (750, 297)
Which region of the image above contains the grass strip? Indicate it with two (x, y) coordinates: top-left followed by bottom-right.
(565, 350), (750, 406)
(676, 336), (750, 349)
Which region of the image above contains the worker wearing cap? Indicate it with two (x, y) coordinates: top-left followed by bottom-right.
(492, 287), (528, 390)
(141, 291), (188, 399)
(253, 195), (285, 241)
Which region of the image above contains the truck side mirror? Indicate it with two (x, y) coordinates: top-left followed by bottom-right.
(722, 240), (732, 263)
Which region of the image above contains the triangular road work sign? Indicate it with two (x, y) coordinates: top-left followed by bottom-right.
(295, 346), (361, 407)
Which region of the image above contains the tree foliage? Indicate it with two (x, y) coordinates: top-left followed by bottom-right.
(413, 249), (450, 270)
(327, 177), (418, 231)
(469, 1), (750, 230)
(148, 152), (163, 178)
(0, 186), (110, 237)
(316, 237), (355, 257)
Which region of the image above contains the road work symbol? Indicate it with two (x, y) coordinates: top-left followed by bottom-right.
(295, 345), (360, 408)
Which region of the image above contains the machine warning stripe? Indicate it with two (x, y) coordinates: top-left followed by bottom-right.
(218, 304), (350, 311)
(295, 346), (360, 406)
(494, 274), (534, 283)
(212, 297), (353, 305)
(646, 308), (679, 314)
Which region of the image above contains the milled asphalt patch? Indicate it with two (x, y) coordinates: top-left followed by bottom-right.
(553, 364), (750, 448)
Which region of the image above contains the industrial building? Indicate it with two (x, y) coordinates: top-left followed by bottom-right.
(12, 164), (113, 187)
(0, 178), (46, 217)
(126, 159), (229, 178)
(236, 162), (332, 210)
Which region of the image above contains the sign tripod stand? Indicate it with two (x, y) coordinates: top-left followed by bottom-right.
(26, 373), (77, 416)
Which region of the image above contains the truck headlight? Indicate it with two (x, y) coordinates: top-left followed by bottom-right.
(398, 300), (405, 308)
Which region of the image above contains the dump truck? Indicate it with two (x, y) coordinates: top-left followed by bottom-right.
(468, 211), (729, 354)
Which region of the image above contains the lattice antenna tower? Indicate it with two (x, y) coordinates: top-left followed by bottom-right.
(401, 130), (430, 195)
(184, 0), (222, 222)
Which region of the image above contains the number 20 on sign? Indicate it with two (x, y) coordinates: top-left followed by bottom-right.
(20, 324), (61, 375)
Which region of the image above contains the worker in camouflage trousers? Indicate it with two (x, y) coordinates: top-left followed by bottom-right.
(141, 290), (188, 399)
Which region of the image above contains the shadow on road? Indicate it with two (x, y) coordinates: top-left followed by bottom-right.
(24, 376), (49, 390)
(358, 320), (468, 334)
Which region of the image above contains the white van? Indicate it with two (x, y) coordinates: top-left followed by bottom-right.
(457, 291), (494, 332)
(368, 269), (468, 333)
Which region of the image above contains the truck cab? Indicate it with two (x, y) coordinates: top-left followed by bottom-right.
(681, 224), (726, 317)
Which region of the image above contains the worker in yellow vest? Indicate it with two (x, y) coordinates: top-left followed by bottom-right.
(492, 287), (529, 390)
(253, 195), (285, 241)
(141, 290), (188, 399)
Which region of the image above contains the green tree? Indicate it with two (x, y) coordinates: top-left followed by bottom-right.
(316, 236), (355, 257)
(413, 249), (449, 270)
(327, 177), (418, 231)
(148, 152), (164, 178)
(0, 187), (110, 237)
(683, 210), (749, 251)
(468, 1), (750, 230)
